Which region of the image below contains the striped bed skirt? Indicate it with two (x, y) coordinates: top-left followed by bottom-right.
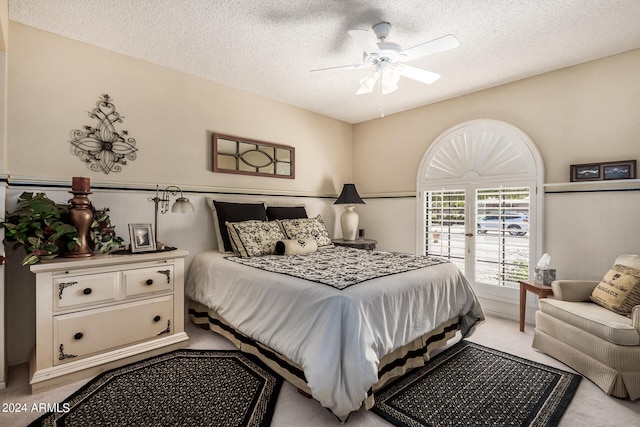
(188, 299), (461, 412)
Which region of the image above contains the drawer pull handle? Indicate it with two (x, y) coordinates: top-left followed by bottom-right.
(154, 315), (161, 322)
(157, 270), (171, 283)
(74, 332), (84, 340)
(83, 288), (92, 295)
(58, 281), (78, 299)
(146, 279), (154, 286)
(58, 344), (77, 360)
(157, 320), (171, 336)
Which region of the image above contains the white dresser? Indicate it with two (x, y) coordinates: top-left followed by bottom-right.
(29, 249), (189, 392)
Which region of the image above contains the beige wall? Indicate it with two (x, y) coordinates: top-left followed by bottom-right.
(352, 49), (640, 322)
(4, 22), (354, 365)
(353, 49), (640, 195)
(7, 22), (352, 196)
(4, 21), (640, 362)
(0, 0), (8, 388)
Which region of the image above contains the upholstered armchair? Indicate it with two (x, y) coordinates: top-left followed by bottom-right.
(532, 254), (640, 401)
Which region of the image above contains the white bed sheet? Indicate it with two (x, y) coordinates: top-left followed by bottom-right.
(185, 250), (484, 418)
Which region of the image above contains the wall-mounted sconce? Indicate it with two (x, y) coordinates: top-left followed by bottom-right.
(148, 185), (195, 249)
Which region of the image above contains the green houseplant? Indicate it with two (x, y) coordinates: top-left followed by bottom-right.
(1, 192), (124, 265)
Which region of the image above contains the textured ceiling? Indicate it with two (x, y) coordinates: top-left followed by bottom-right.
(9, 0), (640, 123)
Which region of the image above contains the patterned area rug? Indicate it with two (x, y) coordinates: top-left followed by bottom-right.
(30, 349), (282, 427)
(373, 340), (581, 427)
(227, 246), (448, 290)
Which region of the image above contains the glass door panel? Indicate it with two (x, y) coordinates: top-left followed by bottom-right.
(424, 189), (467, 274)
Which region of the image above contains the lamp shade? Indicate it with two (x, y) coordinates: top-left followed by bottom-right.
(171, 197), (195, 213)
(334, 184), (365, 205)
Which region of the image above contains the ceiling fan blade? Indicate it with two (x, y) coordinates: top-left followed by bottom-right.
(348, 29), (380, 54)
(398, 34), (459, 62)
(356, 71), (380, 95)
(310, 63), (365, 73)
(395, 64), (441, 84)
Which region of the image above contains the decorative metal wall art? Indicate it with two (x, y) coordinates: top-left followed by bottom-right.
(212, 133), (295, 179)
(70, 94), (138, 174)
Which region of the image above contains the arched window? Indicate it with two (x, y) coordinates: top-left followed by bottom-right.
(416, 120), (544, 298)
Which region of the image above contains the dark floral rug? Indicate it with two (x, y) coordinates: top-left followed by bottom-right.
(30, 349), (282, 427)
(373, 340), (581, 427)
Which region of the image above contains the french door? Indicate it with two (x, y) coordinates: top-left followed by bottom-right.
(421, 182), (535, 291)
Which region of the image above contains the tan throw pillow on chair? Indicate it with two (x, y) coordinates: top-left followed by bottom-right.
(590, 264), (640, 317)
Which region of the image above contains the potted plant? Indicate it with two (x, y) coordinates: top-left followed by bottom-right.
(1, 192), (124, 265)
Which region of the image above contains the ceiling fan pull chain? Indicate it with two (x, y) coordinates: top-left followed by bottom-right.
(378, 75), (385, 117)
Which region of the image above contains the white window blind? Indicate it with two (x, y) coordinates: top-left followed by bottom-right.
(424, 186), (531, 289)
(424, 189), (466, 274)
(475, 187), (530, 288)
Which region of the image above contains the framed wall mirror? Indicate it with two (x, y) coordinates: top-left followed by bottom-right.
(212, 133), (295, 179)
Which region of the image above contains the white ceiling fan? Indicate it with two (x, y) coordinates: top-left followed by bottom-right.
(313, 22), (459, 116)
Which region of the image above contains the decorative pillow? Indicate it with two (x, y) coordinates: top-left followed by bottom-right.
(277, 215), (333, 249)
(266, 206), (308, 221)
(590, 263), (640, 317)
(274, 238), (318, 255)
(226, 220), (285, 258)
(208, 199), (267, 253)
(615, 254), (640, 270)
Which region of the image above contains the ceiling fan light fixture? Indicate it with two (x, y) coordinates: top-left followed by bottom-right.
(381, 67), (400, 94)
(318, 22), (459, 115)
(357, 71), (380, 95)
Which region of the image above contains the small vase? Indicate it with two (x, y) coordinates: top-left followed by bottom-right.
(65, 191), (94, 258)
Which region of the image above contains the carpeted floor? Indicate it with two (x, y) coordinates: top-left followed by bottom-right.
(28, 349), (282, 427)
(373, 340), (581, 427)
(1, 315), (638, 426)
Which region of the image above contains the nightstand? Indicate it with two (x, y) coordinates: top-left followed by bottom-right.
(519, 279), (554, 332)
(332, 238), (377, 250)
(29, 249), (189, 392)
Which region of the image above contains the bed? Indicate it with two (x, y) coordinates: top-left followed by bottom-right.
(184, 200), (485, 421)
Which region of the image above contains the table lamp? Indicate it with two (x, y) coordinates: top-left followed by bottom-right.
(334, 183), (365, 241)
(148, 185), (195, 249)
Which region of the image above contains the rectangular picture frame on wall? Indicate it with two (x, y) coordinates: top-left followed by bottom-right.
(212, 133), (295, 179)
(570, 162), (600, 181)
(570, 160), (636, 182)
(602, 160), (636, 180)
(128, 223), (156, 253)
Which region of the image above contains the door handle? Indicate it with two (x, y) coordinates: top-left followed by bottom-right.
(464, 233), (474, 253)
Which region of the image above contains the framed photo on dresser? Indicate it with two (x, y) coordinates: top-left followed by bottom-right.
(128, 223), (156, 253)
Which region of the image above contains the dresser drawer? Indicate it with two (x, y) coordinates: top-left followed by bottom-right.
(123, 265), (174, 297)
(53, 272), (119, 311)
(53, 296), (174, 365)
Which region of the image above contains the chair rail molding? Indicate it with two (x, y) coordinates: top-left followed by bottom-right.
(5, 175), (336, 199)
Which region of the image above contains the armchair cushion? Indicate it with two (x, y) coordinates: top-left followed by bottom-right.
(551, 280), (599, 302)
(590, 264), (640, 318)
(539, 299), (639, 346)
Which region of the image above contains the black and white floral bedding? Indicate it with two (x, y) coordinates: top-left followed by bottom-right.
(226, 246), (448, 290)
(185, 248), (484, 419)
